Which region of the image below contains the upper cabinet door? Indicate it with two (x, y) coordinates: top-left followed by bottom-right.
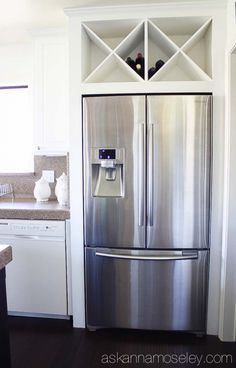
(147, 95), (211, 249)
(83, 95), (146, 248)
(34, 35), (69, 155)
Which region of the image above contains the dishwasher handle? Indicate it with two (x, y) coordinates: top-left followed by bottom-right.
(0, 234), (65, 241)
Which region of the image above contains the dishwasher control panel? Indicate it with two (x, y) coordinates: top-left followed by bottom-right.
(0, 220), (65, 237)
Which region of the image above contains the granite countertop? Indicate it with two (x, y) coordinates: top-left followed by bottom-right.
(0, 198), (70, 220)
(0, 245), (12, 270)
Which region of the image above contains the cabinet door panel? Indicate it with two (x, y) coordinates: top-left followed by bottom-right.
(35, 37), (69, 154)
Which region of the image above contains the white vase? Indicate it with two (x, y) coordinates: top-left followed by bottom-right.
(55, 172), (66, 198)
(55, 173), (68, 206)
(34, 176), (51, 202)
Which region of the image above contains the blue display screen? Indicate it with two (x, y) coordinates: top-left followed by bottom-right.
(99, 149), (116, 159)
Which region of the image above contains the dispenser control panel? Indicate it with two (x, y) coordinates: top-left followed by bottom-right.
(90, 147), (125, 165)
(90, 147), (124, 165)
(99, 149), (116, 160)
(91, 147), (124, 197)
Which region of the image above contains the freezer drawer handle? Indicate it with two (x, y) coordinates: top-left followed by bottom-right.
(95, 252), (198, 261)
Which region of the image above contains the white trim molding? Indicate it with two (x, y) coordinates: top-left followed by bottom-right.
(219, 40), (236, 342)
(65, 1), (227, 17)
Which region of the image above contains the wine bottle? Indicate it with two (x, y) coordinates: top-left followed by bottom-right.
(126, 57), (136, 70)
(148, 67), (156, 79)
(155, 59), (165, 71)
(135, 53), (144, 79)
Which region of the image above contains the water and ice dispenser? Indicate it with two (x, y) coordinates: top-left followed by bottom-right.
(91, 148), (124, 197)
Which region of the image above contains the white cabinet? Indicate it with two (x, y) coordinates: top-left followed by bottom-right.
(0, 220), (68, 316)
(34, 35), (69, 154)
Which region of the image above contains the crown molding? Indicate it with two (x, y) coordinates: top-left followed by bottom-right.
(64, 0), (227, 17)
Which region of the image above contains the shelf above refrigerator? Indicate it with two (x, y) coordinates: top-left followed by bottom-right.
(81, 16), (213, 83)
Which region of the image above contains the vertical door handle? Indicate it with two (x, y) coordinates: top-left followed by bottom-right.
(148, 124), (154, 226)
(138, 123), (145, 226)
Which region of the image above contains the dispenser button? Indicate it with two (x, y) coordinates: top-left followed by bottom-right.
(101, 160), (115, 168)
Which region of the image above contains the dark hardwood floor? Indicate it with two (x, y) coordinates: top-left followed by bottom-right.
(6, 316), (236, 368)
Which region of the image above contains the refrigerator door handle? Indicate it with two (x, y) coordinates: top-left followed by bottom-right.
(95, 251), (198, 261)
(148, 123), (154, 226)
(138, 123), (145, 227)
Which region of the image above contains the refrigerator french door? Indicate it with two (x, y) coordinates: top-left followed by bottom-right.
(83, 94), (211, 332)
(83, 95), (146, 248)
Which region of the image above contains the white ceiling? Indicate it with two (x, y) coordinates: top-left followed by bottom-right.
(0, 0), (219, 44)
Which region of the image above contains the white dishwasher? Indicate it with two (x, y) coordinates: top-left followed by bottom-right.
(0, 219), (68, 317)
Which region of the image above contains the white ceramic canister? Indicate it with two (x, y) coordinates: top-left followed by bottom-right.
(34, 176), (51, 202)
(55, 172), (68, 206)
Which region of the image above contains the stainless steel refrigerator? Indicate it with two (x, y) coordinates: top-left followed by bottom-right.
(83, 94), (211, 333)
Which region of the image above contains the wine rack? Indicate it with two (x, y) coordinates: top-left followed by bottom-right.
(81, 16), (212, 83)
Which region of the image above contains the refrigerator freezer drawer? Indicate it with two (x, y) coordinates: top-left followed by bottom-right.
(85, 248), (209, 332)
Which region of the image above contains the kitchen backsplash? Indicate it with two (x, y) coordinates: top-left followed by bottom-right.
(0, 155), (68, 200)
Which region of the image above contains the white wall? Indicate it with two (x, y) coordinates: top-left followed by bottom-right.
(226, 0), (236, 46)
(0, 43), (33, 85)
